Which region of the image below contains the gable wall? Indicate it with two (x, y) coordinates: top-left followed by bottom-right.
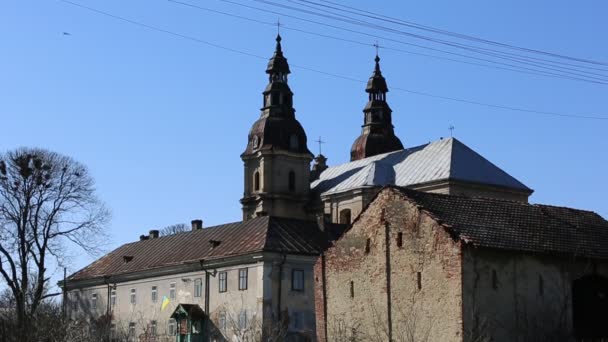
(321, 188), (464, 342)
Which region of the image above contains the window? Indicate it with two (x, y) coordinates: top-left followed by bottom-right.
(289, 134), (299, 150)
(292, 269), (304, 291)
(254, 171), (260, 191)
(130, 288), (136, 304)
(339, 209), (351, 224)
(239, 269), (248, 291)
(91, 293), (97, 310)
(169, 282), (176, 300)
(238, 310), (248, 329)
(288, 171), (296, 192)
(292, 311), (301, 330)
(151, 286), (158, 303)
(72, 293), (79, 312)
(417, 272), (422, 290)
(218, 311), (227, 331)
(491, 269), (498, 290)
(149, 320), (157, 336)
(365, 238), (371, 254)
(194, 278), (203, 297)
(219, 271), (227, 293)
(350, 281), (354, 298)
(168, 319), (176, 336)
(397, 232), (403, 247)
(539, 275), (544, 296)
(128, 322), (136, 340)
(110, 289), (116, 307)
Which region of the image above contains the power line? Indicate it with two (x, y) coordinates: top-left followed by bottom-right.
(302, 0), (608, 69)
(210, 0), (608, 85)
(59, 0), (608, 121)
(171, 0), (608, 85)
(252, 0), (608, 82)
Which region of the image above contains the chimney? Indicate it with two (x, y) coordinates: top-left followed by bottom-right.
(149, 230), (159, 239)
(191, 219), (203, 231)
(139, 235), (149, 241)
(310, 154), (328, 181)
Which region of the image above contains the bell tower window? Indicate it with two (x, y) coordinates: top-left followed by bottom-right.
(254, 171), (260, 191)
(288, 171), (296, 192)
(289, 135), (299, 150)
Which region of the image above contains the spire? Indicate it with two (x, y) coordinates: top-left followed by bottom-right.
(350, 53), (404, 161)
(266, 34), (290, 78)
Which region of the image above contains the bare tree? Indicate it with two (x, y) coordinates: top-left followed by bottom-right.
(0, 148), (109, 341)
(160, 223), (188, 236)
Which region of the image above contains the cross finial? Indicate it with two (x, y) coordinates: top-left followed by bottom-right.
(315, 136), (326, 155)
(373, 41), (380, 56)
(449, 125), (455, 137)
(276, 18), (281, 35)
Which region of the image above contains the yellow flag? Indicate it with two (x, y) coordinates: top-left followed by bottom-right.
(161, 295), (170, 311)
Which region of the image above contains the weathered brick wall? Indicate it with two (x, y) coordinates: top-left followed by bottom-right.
(320, 187), (464, 342)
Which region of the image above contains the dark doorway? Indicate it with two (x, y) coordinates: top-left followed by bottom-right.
(573, 274), (608, 340)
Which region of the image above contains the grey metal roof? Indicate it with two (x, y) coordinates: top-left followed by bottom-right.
(311, 138), (531, 196)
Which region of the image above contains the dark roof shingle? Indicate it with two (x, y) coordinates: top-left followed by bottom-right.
(395, 187), (608, 259)
(69, 216), (344, 281)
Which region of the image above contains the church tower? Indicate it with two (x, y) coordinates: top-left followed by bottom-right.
(350, 54), (404, 161)
(240, 35), (313, 221)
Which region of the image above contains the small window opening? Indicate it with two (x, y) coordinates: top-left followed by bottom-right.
(397, 232), (403, 247)
(288, 171), (296, 192)
(417, 272), (422, 290)
(350, 281), (354, 298)
(254, 171), (260, 191)
(271, 93), (279, 105)
(339, 209), (352, 225)
(289, 134), (299, 150)
(538, 275), (544, 296)
(492, 269), (498, 290)
(365, 238), (371, 254)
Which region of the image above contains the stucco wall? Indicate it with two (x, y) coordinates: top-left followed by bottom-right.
(321, 188), (463, 342)
(462, 247), (608, 342)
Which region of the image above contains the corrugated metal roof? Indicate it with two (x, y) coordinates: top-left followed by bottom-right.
(394, 187), (608, 259)
(68, 216), (345, 281)
(311, 138), (531, 196)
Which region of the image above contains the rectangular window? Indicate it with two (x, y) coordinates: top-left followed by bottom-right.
(151, 286), (158, 303)
(168, 319), (176, 336)
(194, 278), (202, 297)
(238, 268), (248, 291)
(238, 310), (247, 329)
(365, 238), (371, 254)
(128, 322), (136, 340)
(169, 282), (176, 300)
(397, 232), (403, 247)
(350, 281), (354, 298)
(417, 272), (422, 290)
(130, 288), (136, 304)
(219, 272), (227, 293)
(292, 269), (304, 291)
(72, 293), (78, 312)
(292, 311), (301, 330)
(150, 320), (157, 336)
(110, 289), (116, 307)
(218, 311), (227, 331)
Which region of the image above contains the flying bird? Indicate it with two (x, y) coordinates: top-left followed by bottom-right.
(62, 32), (71, 36)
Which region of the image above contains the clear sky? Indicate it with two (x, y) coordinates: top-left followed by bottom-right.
(1, 0), (607, 276)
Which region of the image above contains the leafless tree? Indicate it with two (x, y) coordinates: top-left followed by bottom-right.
(160, 223), (188, 236)
(0, 148), (110, 341)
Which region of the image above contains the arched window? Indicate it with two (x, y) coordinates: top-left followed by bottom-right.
(288, 171), (296, 192)
(254, 171), (260, 191)
(339, 209), (352, 224)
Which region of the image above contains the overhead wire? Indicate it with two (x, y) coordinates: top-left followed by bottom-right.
(171, 0), (608, 85)
(58, 0), (608, 121)
(252, 0), (608, 83)
(209, 0), (608, 85)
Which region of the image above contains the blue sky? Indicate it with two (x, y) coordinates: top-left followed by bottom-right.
(1, 0), (607, 275)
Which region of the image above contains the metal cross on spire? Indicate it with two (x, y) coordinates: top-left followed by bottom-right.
(449, 125), (455, 137)
(276, 18), (282, 35)
(373, 41), (380, 56)
(315, 136), (326, 155)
